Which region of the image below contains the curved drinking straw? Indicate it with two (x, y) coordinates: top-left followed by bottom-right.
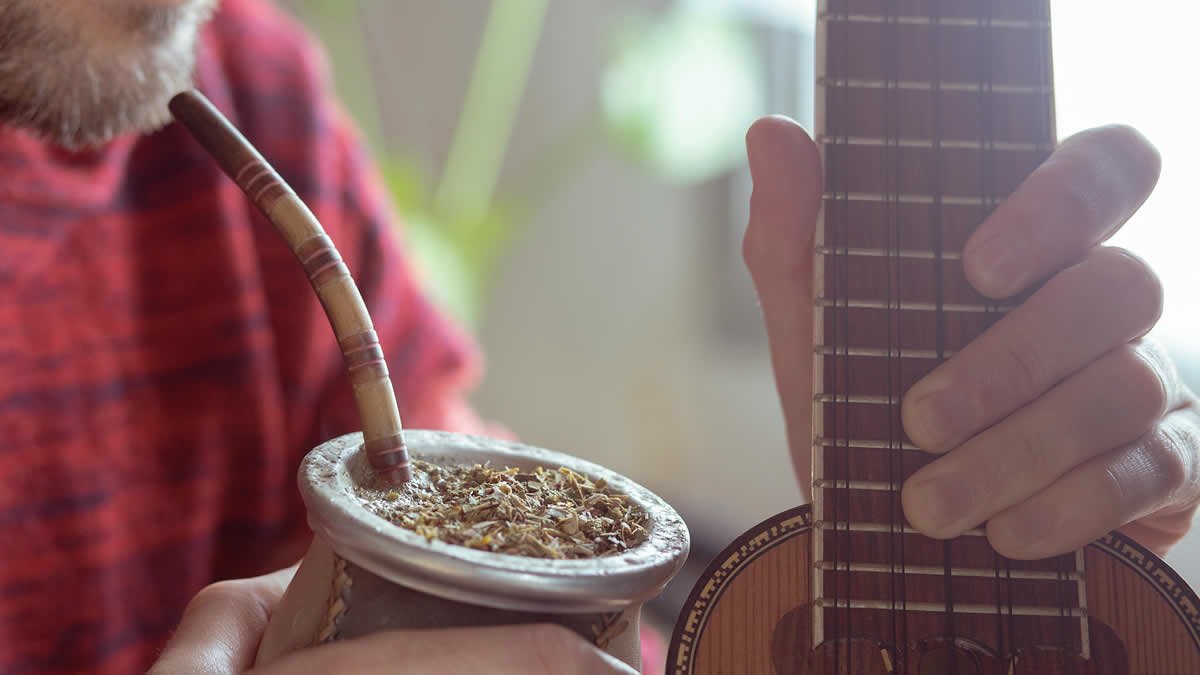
(169, 89), (411, 485)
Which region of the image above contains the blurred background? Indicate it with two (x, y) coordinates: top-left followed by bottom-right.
(280, 0), (1200, 656)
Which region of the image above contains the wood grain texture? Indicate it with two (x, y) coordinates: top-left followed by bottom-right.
(169, 90), (411, 484)
(672, 510), (814, 674)
(1086, 537), (1200, 675)
(669, 506), (1200, 674)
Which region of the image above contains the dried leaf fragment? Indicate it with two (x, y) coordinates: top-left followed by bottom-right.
(355, 458), (648, 560)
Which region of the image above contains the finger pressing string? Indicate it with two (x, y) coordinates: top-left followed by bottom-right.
(985, 407), (1200, 560)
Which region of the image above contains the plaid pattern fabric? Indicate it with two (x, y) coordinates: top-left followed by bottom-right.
(0, 2), (479, 672)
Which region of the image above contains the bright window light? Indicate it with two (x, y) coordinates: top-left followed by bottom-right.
(1052, 1), (1200, 345)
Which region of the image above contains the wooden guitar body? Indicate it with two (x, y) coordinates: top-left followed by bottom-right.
(668, 505), (1200, 674)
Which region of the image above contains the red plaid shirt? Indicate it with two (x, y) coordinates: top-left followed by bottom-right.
(0, 2), (480, 672)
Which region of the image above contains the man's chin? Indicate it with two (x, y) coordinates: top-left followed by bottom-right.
(2, 109), (174, 151)
(0, 0), (216, 149)
(0, 75), (186, 150)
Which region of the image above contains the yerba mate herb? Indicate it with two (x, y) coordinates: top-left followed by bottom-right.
(356, 458), (649, 559)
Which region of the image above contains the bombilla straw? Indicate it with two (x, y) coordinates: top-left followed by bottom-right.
(168, 89), (411, 485)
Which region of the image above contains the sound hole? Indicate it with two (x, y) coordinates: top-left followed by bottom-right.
(915, 637), (999, 675)
(1008, 618), (1130, 675)
(770, 604), (893, 674)
(806, 638), (894, 674)
(919, 647), (981, 675)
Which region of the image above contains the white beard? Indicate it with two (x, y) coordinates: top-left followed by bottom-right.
(0, 0), (217, 149)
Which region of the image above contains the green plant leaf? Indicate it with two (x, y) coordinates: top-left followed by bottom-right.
(602, 9), (764, 183)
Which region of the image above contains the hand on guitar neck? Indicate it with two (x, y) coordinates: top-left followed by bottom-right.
(744, 115), (1198, 562)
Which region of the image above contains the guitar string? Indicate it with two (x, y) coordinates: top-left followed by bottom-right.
(985, 0), (1008, 625)
(882, 0), (910, 669)
(831, 2), (851, 664)
(1030, 0), (1072, 657)
(885, 31), (899, 675)
(839, 8), (853, 664)
(1029, 0), (1075, 661)
(841, 3), (860, 664)
(826, 5), (839, 657)
(930, 1), (958, 671)
(883, 0), (892, 653)
(873, 0), (902, 662)
(985, 0), (1024, 659)
(897, 60), (911, 660)
(976, 0), (1021, 657)
(969, 0), (1010, 664)
(881, 0), (895, 660)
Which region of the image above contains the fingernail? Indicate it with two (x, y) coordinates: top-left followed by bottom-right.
(905, 474), (974, 535)
(906, 385), (972, 450)
(969, 234), (1024, 297)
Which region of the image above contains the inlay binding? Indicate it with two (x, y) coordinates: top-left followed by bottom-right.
(669, 1), (1200, 672)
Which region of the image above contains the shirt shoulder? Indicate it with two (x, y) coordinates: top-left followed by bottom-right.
(202, 0), (330, 97)
(193, 0), (339, 188)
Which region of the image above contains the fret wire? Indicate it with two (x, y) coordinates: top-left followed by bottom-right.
(816, 298), (1011, 312)
(818, 135), (1051, 151)
(815, 521), (985, 537)
(818, 76), (1053, 94)
(815, 599), (1086, 618)
(819, 13), (1049, 29)
(814, 561), (1082, 582)
(815, 246), (963, 261)
(814, 394), (897, 404)
(815, 345), (955, 359)
(815, 437), (920, 451)
(822, 192), (995, 205)
(815, 479), (899, 492)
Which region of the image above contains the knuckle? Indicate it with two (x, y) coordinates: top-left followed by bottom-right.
(741, 222), (811, 288)
(741, 224), (764, 271)
(181, 578), (271, 629)
(187, 579), (246, 612)
(1146, 426), (1196, 496)
(1109, 346), (1169, 425)
(1101, 461), (1131, 512)
(1097, 247), (1164, 332)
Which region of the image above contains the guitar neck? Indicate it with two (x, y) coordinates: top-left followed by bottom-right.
(811, 0), (1091, 654)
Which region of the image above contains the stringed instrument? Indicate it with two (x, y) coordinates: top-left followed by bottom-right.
(668, 1), (1200, 673)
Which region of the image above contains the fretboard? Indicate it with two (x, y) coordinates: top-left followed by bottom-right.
(811, 0), (1090, 660)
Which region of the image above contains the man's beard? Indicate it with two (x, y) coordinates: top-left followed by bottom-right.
(0, 0), (217, 149)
